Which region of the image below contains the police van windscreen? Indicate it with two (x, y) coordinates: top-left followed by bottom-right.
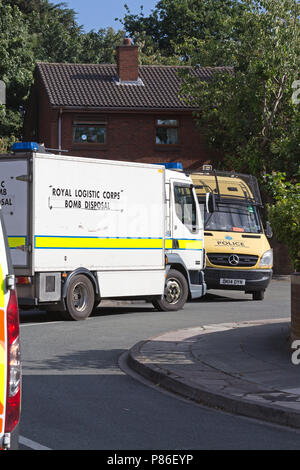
(204, 203), (262, 233)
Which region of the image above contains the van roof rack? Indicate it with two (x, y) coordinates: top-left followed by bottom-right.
(190, 169), (263, 207)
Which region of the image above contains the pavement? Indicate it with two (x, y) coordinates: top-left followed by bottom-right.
(126, 318), (300, 429)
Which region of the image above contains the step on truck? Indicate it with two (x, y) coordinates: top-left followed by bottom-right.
(191, 166), (273, 300)
(0, 143), (206, 320)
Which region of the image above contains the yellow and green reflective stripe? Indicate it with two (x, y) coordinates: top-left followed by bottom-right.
(34, 236), (203, 250)
(35, 236), (164, 250)
(165, 239), (203, 250)
(178, 239), (203, 250)
(165, 239), (173, 249)
(8, 237), (27, 249)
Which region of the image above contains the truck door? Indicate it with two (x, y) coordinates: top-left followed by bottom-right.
(170, 180), (203, 270)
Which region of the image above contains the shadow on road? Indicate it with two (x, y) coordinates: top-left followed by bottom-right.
(19, 291), (250, 324)
(22, 348), (127, 372)
(19, 305), (156, 324)
(191, 292), (251, 303)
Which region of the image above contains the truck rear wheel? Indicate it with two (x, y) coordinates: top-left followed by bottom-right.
(152, 269), (188, 312)
(63, 274), (95, 321)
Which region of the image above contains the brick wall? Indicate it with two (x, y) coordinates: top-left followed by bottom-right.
(23, 73), (218, 170)
(116, 42), (139, 82)
(49, 110), (213, 171)
(24, 74), (59, 149)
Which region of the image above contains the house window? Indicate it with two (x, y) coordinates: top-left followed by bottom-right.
(73, 117), (106, 144)
(155, 119), (179, 145)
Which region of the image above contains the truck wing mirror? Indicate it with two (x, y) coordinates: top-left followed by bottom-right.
(265, 221), (273, 238)
(206, 192), (216, 213)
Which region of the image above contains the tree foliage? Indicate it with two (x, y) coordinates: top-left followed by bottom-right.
(120, 0), (244, 60)
(177, 0), (300, 180)
(121, 0), (300, 268)
(4, 0), (83, 62)
(79, 28), (125, 64)
(0, 1), (34, 145)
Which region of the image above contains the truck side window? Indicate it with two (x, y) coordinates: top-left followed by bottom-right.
(174, 184), (197, 230)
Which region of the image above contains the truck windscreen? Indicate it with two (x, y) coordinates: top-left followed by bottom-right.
(204, 203), (262, 233)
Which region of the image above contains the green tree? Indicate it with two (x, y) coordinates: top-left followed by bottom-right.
(133, 31), (181, 65)
(23, 1), (83, 63)
(0, 1), (34, 146)
(178, 0), (300, 179)
(79, 28), (125, 64)
(0, 1), (126, 148)
(0, 0), (86, 148)
(120, 0), (245, 60)
(3, 1), (83, 62)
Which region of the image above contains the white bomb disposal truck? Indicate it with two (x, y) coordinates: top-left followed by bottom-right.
(0, 143), (206, 320)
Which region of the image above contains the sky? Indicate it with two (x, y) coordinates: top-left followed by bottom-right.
(52, 0), (158, 32)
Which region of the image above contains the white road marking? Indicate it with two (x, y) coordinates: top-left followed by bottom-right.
(19, 435), (52, 450)
(20, 321), (62, 327)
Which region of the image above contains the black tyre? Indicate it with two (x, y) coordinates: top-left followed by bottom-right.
(152, 269), (189, 312)
(63, 275), (95, 321)
(252, 290), (264, 301)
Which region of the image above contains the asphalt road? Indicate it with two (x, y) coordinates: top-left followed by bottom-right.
(18, 279), (300, 450)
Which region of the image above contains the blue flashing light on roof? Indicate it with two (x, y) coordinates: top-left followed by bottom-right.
(12, 142), (39, 153)
(156, 162), (183, 171)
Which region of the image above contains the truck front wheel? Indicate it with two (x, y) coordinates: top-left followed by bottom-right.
(152, 269), (188, 312)
(63, 274), (95, 321)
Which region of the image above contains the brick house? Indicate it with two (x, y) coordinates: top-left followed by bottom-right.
(23, 38), (228, 170)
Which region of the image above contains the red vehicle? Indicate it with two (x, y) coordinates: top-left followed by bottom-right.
(0, 210), (21, 450)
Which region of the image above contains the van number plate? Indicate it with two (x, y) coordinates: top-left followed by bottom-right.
(220, 278), (245, 286)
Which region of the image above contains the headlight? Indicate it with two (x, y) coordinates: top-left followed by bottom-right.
(259, 249), (273, 267)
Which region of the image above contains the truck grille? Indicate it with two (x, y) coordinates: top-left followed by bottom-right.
(207, 253), (259, 267)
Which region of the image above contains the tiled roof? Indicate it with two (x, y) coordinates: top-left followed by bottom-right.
(36, 62), (231, 110)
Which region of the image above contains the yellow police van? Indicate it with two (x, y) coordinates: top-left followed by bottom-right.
(191, 167), (273, 300)
(0, 209), (21, 450)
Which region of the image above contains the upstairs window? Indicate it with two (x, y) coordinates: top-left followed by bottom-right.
(155, 119), (179, 145)
(73, 117), (106, 144)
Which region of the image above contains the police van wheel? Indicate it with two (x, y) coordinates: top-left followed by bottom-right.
(252, 290), (264, 301)
(152, 269), (188, 312)
(64, 275), (95, 321)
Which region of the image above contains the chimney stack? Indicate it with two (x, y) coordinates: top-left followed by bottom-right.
(116, 38), (139, 82)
